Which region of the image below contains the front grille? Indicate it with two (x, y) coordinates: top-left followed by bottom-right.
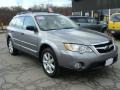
(94, 40), (114, 53)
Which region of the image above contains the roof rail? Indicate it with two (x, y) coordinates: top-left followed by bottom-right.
(17, 11), (32, 15)
(16, 10), (55, 15)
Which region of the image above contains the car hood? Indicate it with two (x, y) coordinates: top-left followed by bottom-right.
(47, 28), (111, 45)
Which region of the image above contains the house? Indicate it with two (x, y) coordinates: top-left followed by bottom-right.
(72, 0), (120, 21)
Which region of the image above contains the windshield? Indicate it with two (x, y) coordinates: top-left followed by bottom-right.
(35, 15), (78, 31)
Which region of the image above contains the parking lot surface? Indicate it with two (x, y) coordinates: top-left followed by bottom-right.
(0, 33), (120, 90)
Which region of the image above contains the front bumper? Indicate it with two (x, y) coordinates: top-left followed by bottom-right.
(58, 45), (118, 70)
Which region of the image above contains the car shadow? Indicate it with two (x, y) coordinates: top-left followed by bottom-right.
(58, 66), (119, 81)
(18, 51), (42, 67)
(18, 51), (120, 82)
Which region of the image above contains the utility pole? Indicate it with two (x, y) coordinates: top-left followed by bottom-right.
(109, 9), (111, 21)
(16, 0), (23, 7)
(47, 0), (52, 7)
(91, 10), (94, 18)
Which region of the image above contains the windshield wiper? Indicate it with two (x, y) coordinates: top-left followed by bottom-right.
(62, 27), (77, 29)
(45, 27), (76, 31)
(62, 27), (76, 29)
(48, 28), (62, 31)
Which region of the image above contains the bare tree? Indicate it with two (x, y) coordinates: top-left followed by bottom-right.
(0, 5), (72, 26)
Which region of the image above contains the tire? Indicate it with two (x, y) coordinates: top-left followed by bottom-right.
(41, 48), (60, 78)
(8, 38), (18, 55)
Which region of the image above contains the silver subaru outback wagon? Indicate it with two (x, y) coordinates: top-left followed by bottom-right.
(6, 12), (118, 77)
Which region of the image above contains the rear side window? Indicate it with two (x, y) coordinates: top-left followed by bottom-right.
(9, 17), (16, 26)
(15, 17), (24, 29)
(9, 16), (24, 29)
(23, 16), (36, 30)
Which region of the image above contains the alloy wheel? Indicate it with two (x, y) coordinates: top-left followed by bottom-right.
(42, 52), (55, 74)
(8, 40), (13, 54)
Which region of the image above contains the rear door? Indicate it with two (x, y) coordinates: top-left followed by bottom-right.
(8, 16), (25, 47)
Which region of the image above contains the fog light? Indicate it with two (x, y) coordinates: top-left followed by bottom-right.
(74, 63), (82, 69)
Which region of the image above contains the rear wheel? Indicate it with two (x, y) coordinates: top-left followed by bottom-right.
(41, 48), (60, 78)
(8, 38), (18, 55)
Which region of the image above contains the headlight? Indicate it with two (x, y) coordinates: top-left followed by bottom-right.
(64, 43), (93, 53)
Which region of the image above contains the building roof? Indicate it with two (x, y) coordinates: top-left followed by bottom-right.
(72, 0), (120, 11)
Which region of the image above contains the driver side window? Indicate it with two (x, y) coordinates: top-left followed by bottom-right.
(24, 16), (36, 30)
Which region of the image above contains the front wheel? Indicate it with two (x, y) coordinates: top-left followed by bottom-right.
(41, 48), (60, 78)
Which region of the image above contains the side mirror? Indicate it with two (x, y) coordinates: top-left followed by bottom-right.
(26, 26), (38, 32)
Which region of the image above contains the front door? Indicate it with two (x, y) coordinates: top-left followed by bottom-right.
(22, 16), (38, 55)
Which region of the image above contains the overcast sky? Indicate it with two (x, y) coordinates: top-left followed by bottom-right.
(0, 0), (71, 9)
